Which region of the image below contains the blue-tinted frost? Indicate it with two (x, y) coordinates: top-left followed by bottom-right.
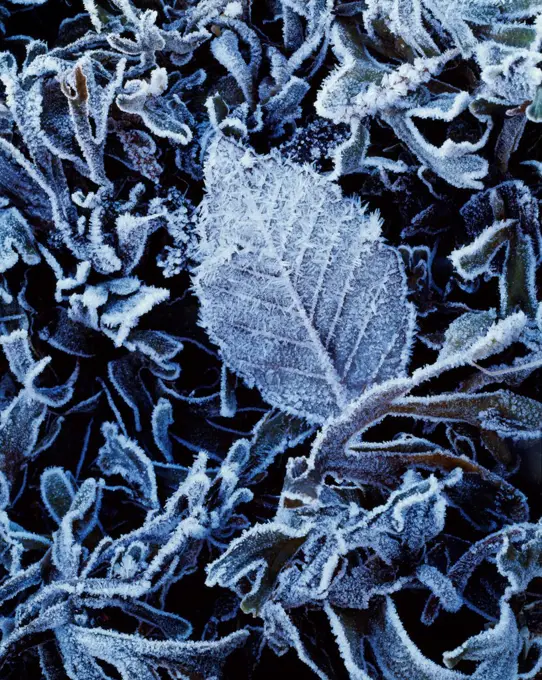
(194, 134), (415, 423)
(0, 0), (542, 678)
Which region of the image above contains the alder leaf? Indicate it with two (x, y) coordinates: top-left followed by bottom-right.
(194, 135), (415, 423)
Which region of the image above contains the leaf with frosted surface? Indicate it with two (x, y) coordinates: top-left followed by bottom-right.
(194, 135), (414, 423)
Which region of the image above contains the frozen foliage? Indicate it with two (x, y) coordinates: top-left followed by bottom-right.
(194, 135), (415, 422)
(0, 449), (252, 679)
(315, 23), (492, 187)
(1, 0), (542, 678)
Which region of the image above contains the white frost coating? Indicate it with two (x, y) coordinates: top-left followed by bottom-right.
(316, 24), (454, 124)
(224, 1), (243, 18)
(372, 597), (466, 679)
(477, 42), (542, 110)
(40, 467), (75, 525)
(468, 311), (527, 362)
(438, 310), (497, 361)
(263, 602), (330, 680)
(325, 603), (373, 680)
(194, 135), (415, 423)
(0, 329), (79, 407)
(363, 0), (542, 57)
(151, 398), (174, 462)
(315, 22), (490, 188)
(116, 67), (193, 145)
(417, 565), (462, 613)
(495, 526), (542, 597)
(98, 422), (159, 510)
(450, 220), (513, 280)
(0, 329), (36, 383)
(65, 625), (249, 679)
(370, 596), (527, 680)
(0, 390), (46, 468)
(69, 278), (169, 347)
(0, 207), (40, 273)
(115, 211), (166, 273)
(211, 30), (254, 104)
(205, 521), (307, 590)
(443, 602), (523, 678)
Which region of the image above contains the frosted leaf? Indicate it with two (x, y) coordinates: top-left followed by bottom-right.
(207, 470), (459, 619)
(369, 596), (525, 680)
(460, 180), (540, 242)
(495, 525), (542, 595)
(315, 23), (490, 187)
(163, 29), (211, 63)
(443, 602), (523, 678)
(107, 354), (150, 432)
(68, 278), (169, 347)
(476, 42), (542, 110)
(115, 600), (192, 640)
(433, 309), (530, 375)
(97, 422), (159, 510)
(464, 311), (527, 362)
(416, 564), (462, 613)
(345, 470), (461, 563)
(115, 212), (165, 274)
(454, 182), (540, 316)
(206, 523), (308, 614)
(60, 57), (126, 187)
(263, 601), (330, 680)
(67, 626), (249, 679)
(151, 398), (174, 462)
(421, 524), (542, 626)
(262, 76), (310, 136)
(327, 558), (409, 610)
(450, 221), (513, 281)
(211, 29), (255, 105)
(52, 478), (102, 579)
(325, 604), (377, 680)
(0, 390), (46, 478)
(391, 390), (542, 439)
(0, 207), (40, 273)
(438, 310), (498, 360)
(500, 229), (538, 318)
(382, 99), (490, 190)
(247, 410), (312, 480)
(40, 309), (97, 358)
(41, 467), (76, 524)
(363, 0), (542, 56)
(341, 441), (528, 529)
(316, 24), (459, 123)
(106, 8), (165, 69)
(275, 531), (344, 608)
(0, 329), (40, 384)
(194, 135), (415, 423)
(0, 328), (79, 407)
(185, 0), (241, 30)
(116, 68), (192, 144)
(329, 118), (402, 179)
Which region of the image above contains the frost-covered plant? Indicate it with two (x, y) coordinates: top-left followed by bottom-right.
(194, 134), (415, 422)
(1, 0), (542, 678)
(206, 467), (542, 678)
(0, 436), (253, 678)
